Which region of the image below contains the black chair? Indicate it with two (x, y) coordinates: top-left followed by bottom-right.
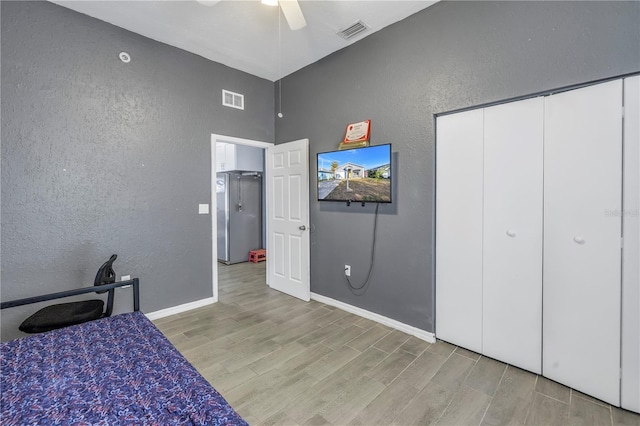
(19, 255), (118, 333)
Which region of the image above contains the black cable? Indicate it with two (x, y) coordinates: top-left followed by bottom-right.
(346, 203), (380, 293)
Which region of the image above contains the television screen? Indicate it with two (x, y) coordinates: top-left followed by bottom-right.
(317, 144), (392, 203)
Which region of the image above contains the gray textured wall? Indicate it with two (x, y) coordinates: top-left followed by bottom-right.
(275, 1), (640, 332)
(1, 1), (274, 340)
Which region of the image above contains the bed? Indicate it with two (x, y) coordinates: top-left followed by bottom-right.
(1, 299), (247, 425)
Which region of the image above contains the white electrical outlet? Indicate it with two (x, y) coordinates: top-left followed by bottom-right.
(344, 265), (351, 277)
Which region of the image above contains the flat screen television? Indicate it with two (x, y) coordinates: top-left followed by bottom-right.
(317, 143), (392, 203)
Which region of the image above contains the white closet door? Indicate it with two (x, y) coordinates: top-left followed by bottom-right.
(622, 75), (640, 413)
(436, 109), (484, 353)
(543, 80), (623, 405)
(483, 98), (543, 374)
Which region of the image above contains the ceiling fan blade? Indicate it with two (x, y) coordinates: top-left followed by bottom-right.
(279, 0), (307, 31)
(195, 0), (220, 6)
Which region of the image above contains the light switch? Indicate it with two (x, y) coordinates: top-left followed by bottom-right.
(199, 204), (209, 214)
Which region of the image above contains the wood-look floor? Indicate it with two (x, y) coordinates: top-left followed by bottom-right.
(154, 262), (640, 426)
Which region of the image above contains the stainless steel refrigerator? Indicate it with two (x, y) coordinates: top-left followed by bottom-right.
(216, 172), (263, 264)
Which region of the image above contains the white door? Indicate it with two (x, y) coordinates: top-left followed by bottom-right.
(543, 80), (623, 405)
(435, 109), (484, 353)
(482, 97), (543, 374)
(622, 75), (640, 413)
(266, 139), (310, 301)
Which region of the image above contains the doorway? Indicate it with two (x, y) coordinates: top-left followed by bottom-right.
(210, 134), (273, 302)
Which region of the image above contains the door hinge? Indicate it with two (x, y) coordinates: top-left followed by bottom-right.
(621, 237), (624, 248)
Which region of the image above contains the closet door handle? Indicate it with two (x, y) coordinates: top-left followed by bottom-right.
(573, 236), (586, 245)
(506, 230), (516, 238)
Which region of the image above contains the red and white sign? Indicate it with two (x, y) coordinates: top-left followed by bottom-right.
(343, 120), (371, 144)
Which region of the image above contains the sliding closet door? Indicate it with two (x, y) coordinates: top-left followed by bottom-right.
(436, 109), (484, 353)
(543, 80), (623, 405)
(483, 98), (543, 374)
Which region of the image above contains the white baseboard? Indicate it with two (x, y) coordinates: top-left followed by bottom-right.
(310, 292), (435, 343)
(145, 297), (216, 321)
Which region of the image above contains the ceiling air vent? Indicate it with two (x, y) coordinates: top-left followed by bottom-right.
(222, 89), (244, 110)
(337, 20), (369, 41)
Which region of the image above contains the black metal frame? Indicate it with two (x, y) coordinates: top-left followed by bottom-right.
(0, 279), (140, 314)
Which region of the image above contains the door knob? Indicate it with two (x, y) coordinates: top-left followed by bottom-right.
(573, 236), (586, 245)
(299, 225), (307, 231)
(506, 230), (516, 238)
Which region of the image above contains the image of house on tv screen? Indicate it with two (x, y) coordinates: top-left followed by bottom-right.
(317, 144), (391, 202)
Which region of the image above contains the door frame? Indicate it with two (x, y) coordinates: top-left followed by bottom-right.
(210, 134), (274, 302)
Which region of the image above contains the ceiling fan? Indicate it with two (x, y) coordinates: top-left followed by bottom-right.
(196, 0), (307, 31)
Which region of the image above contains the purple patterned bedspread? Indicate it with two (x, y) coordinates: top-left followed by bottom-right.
(1, 311), (248, 425)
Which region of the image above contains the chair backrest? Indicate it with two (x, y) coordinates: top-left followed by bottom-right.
(95, 254), (117, 295)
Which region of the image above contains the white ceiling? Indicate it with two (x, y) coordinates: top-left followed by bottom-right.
(51, 0), (438, 81)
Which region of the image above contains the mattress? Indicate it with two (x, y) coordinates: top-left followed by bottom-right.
(1, 311), (247, 425)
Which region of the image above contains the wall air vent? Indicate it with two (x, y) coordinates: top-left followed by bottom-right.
(337, 20), (369, 41)
(222, 89), (244, 110)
